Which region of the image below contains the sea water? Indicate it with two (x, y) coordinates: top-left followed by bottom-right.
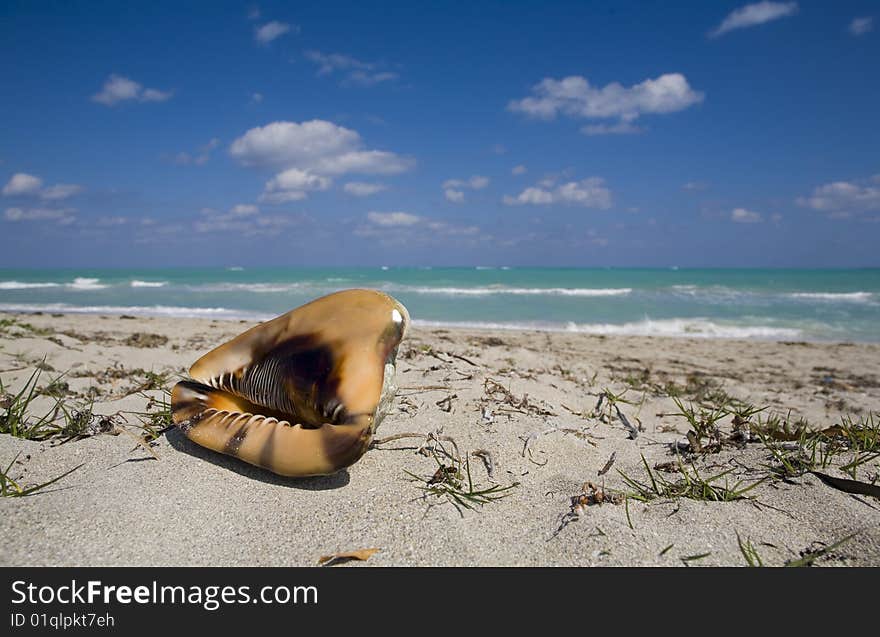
(0, 267), (878, 342)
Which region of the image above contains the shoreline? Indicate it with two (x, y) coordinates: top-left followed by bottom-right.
(1, 311), (878, 566)
(0, 309), (875, 345)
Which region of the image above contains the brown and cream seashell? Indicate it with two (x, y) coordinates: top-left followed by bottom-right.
(171, 289), (410, 477)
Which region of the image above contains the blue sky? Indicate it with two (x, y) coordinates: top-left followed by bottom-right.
(1, 0), (878, 268)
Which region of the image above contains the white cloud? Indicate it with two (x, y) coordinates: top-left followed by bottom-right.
(358, 211), (481, 242)
(848, 17), (874, 36)
(343, 182), (386, 196)
(709, 2), (799, 38)
(251, 92), (264, 103)
(508, 73), (703, 124)
(255, 21), (293, 45)
(304, 50), (371, 75)
(195, 205), (298, 235)
(258, 191), (308, 204)
(92, 74), (173, 106)
(503, 177), (612, 209)
(581, 121), (644, 136)
(367, 211), (421, 226)
(731, 207), (763, 223)
(512, 165), (527, 175)
(469, 175), (489, 190)
(172, 138), (221, 166)
(303, 50), (398, 86)
(229, 204), (259, 216)
(96, 216), (128, 227)
(346, 70), (399, 86)
(5, 206), (75, 224)
(141, 88), (173, 102)
(3, 173), (43, 195)
(231, 120), (412, 201)
(796, 178), (880, 217)
(682, 181), (708, 191)
(442, 175), (489, 202)
(3, 173), (82, 200)
(261, 168), (332, 202)
(40, 184), (82, 200)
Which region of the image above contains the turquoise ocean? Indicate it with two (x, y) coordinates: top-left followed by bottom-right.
(1, 268), (878, 342)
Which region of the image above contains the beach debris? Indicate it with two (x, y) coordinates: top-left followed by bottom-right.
(615, 405), (639, 440)
(405, 450), (518, 516)
(551, 480), (623, 538)
(435, 394), (457, 412)
(318, 548), (381, 567)
(598, 451), (617, 476)
(123, 332), (169, 348)
(483, 377), (556, 417)
(471, 449), (496, 480)
(785, 531), (860, 567)
(170, 289), (410, 477)
(0, 452), (82, 498)
(520, 425), (599, 465)
(808, 471), (880, 499)
(371, 429), (460, 461)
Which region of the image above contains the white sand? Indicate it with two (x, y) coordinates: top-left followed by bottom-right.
(1, 311), (878, 566)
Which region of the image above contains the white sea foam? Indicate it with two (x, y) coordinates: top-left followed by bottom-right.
(414, 317), (802, 340)
(185, 282), (308, 293)
(68, 277), (107, 290)
(395, 286), (632, 297)
(788, 292), (874, 302)
(130, 280), (168, 288)
(0, 281), (62, 289)
(0, 303), (270, 321)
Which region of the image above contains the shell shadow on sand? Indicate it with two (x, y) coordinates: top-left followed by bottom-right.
(164, 427), (351, 491)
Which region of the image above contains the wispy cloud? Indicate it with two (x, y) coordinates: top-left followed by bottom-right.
(512, 165), (527, 175)
(848, 17), (874, 36)
(731, 207), (763, 223)
(3, 173), (82, 200)
(442, 175), (489, 203)
(709, 2), (799, 38)
(2, 173), (42, 196)
(255, 21), (295, 45)
(40, 184), (83, 200)
(581, 121), (644, 136)
(5, 206), (76, 224)
(509, 73), (703, 132)
(303, 50), (398, 86)
(92, 74), (173, 106)
(343, 182), (387, 197)
(357, 212), (481, 244)
(194, 204), (299, 235)
(503, 177), (612, 209)
(796, 176), (880, 218)
(366, 211), (421, 226)
(171, 138), (221, 166)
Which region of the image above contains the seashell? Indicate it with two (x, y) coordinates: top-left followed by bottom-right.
(171, 289), (410, 477)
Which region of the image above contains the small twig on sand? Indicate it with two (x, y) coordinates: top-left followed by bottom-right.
(399, 385), (452, 395)
(472, 449), (496, 481)
(435, 394), (457, 412)
(598, 451), (617, 476)
(520, 426), (598, 466)
(371, 430), (460, 460)
(446, 352), (479, 367)
(615, 405), (639, 440)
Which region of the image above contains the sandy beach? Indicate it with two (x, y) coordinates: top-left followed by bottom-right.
(1, 310), (878, 567)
